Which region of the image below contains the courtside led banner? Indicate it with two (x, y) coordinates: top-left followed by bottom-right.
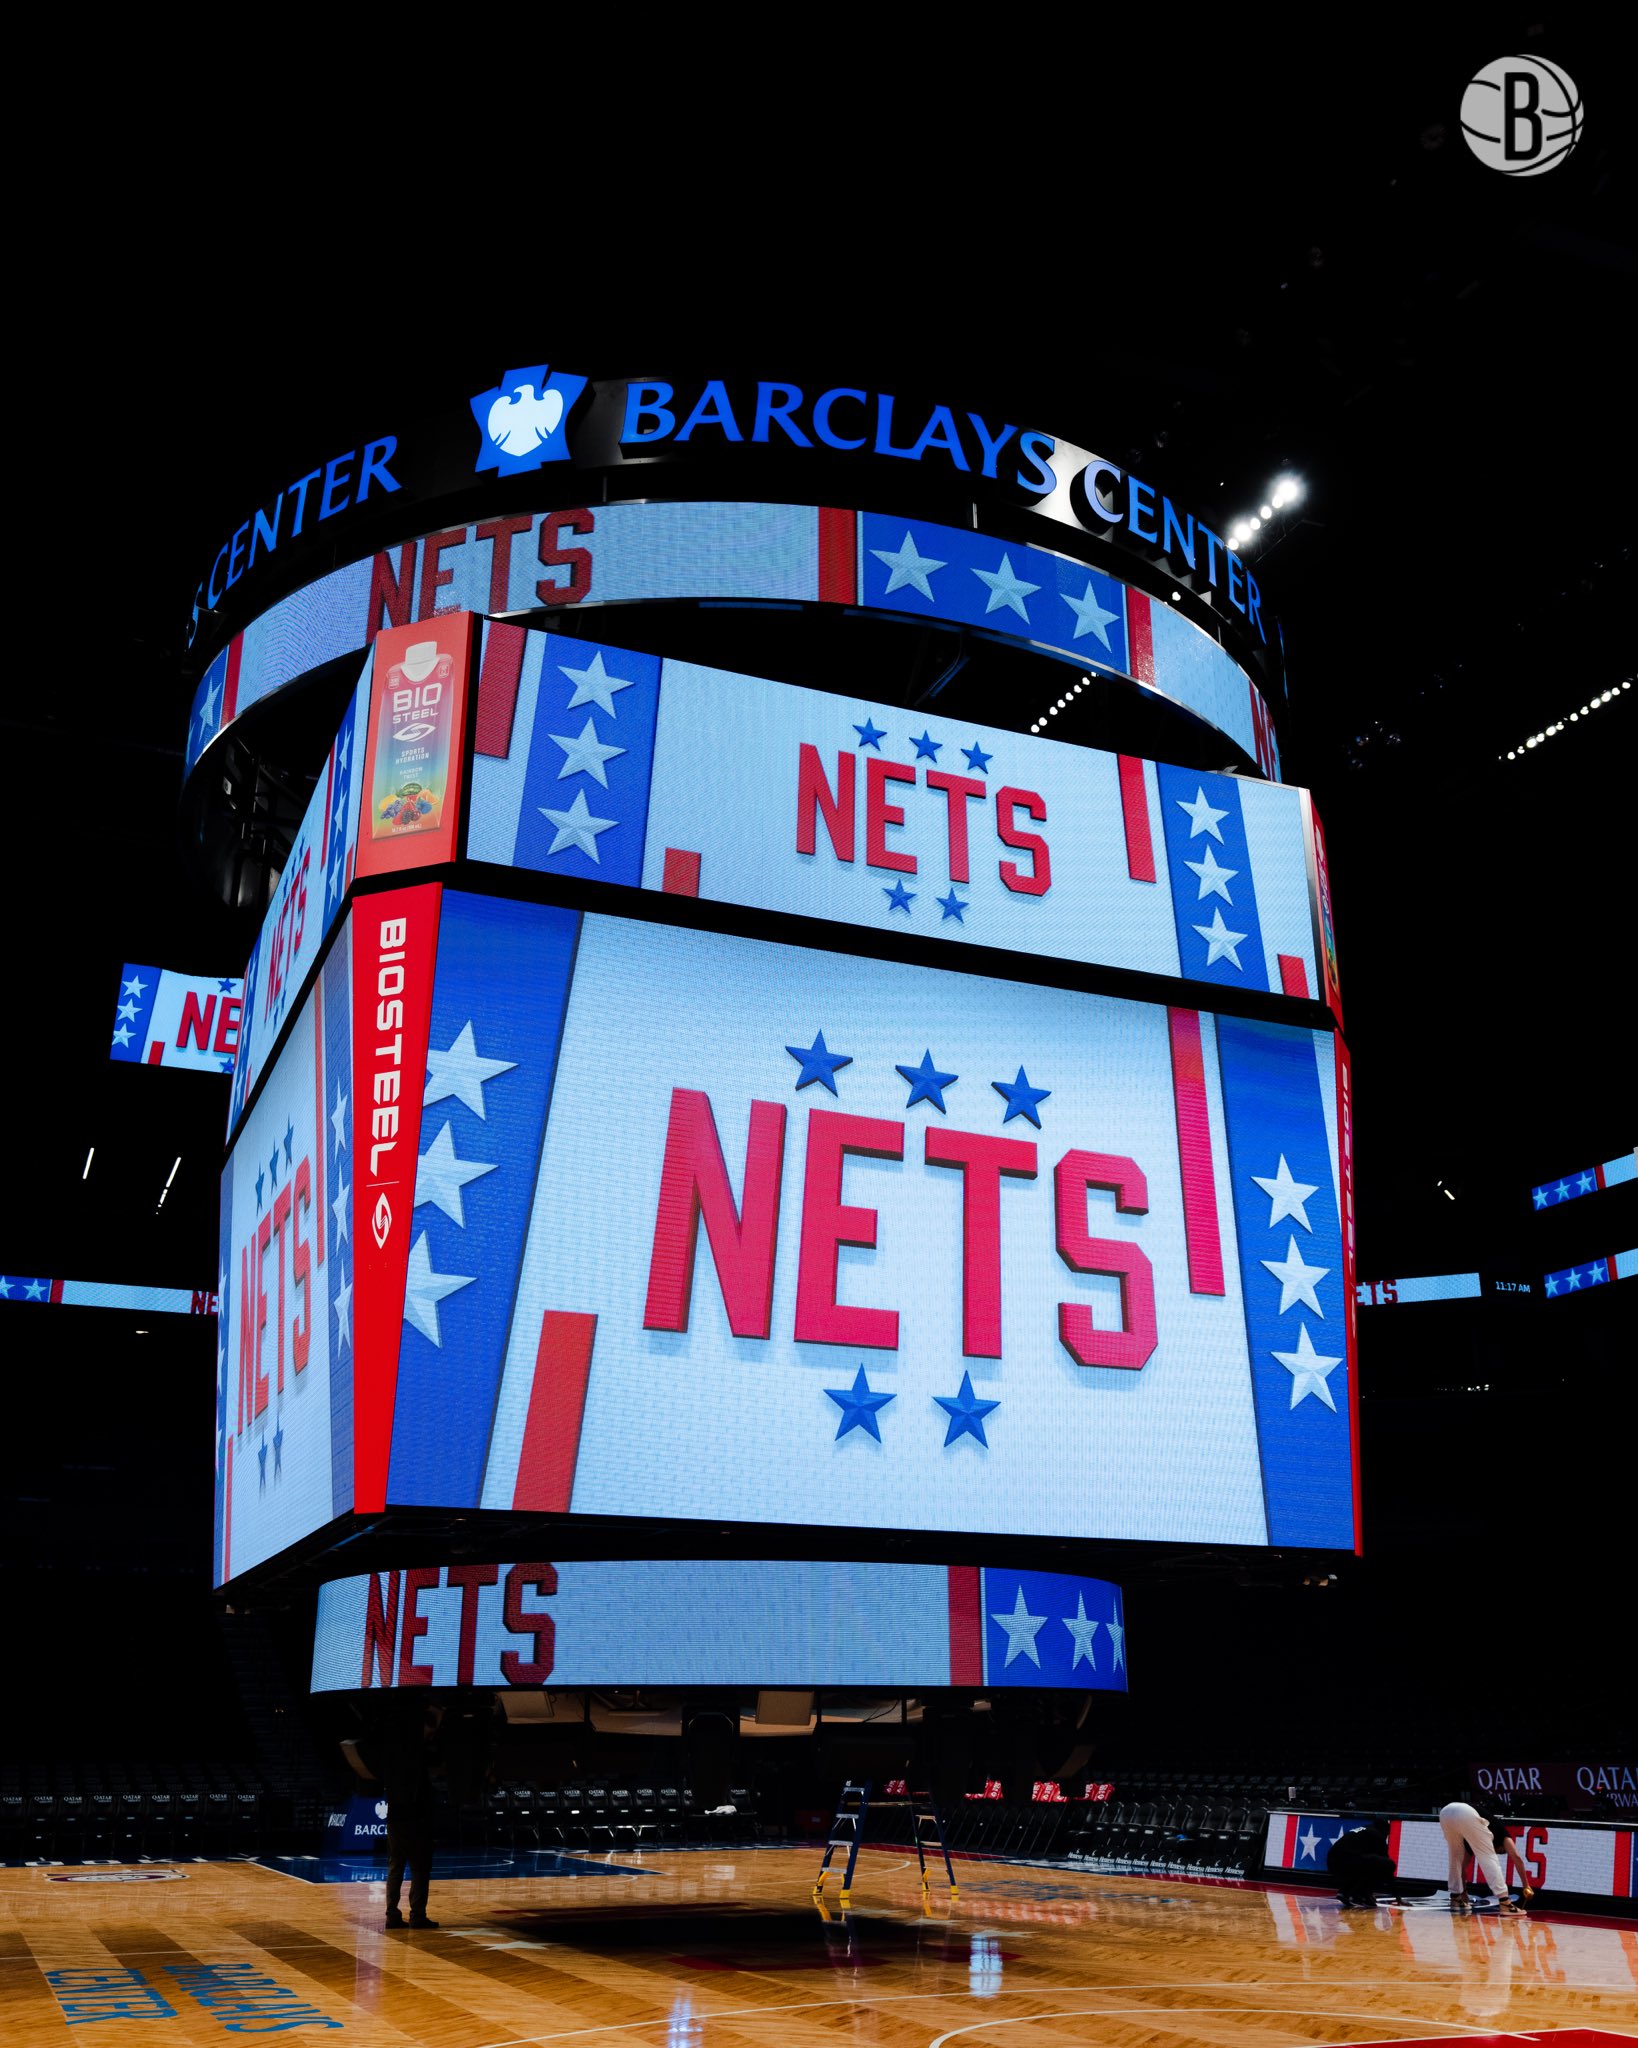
(0, 1277), (216, 1313)
(310, 1560), (1128, 1692)
(110, 966), (242, 1072)
(216, 885), (1357, 1584)
(1263, 1810), (1637, 1903)
(468, 627), (1332, 1014)
(186, 503), (1279, 783)
(1532, 1149), (1636, 1209)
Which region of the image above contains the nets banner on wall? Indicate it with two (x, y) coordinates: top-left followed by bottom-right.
(110, 966), (243, 1072)
(1262, 1810), (1637, 1901)
(310, 1560), (1128, 1692)
(468, 627), (1332, 1016)
(215, 882), (1358, 1583)
(186, 504), (1279, 782)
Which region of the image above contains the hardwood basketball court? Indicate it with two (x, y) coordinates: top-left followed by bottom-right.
(4, 1848), (1635, 2046)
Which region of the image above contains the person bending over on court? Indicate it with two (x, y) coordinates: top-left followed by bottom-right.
(1327, 1818), (1398, 1907)
(1440, 1797), (1525, 1915)
(1489, 1812), (1537, 1904)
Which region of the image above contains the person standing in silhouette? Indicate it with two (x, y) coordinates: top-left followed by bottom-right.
(382, 1702), (441, 1930)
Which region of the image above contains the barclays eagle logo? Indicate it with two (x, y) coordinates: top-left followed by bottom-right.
(470, 363), (589, 476)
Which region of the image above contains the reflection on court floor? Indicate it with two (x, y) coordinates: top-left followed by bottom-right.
(3, 1847), (1635, 2046)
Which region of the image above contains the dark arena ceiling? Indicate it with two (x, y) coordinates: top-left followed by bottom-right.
(5, 26), (1633, 1645)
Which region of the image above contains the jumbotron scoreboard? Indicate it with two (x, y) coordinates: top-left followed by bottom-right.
(196, 360), (1355, 1604)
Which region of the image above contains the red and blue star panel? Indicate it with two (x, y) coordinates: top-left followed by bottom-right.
(1, 1277), (215, 1312)
(466, 627), (1329, 1015)
(1532, 1149), (1636, 1209)
(110, 966), (242, 1073)
(1543, 1247), (1637, 1299)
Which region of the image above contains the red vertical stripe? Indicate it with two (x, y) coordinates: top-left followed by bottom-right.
(1335, 1033), (1362, 1556)
(662, 848), (701, 896)
(48, 1279), (64, 1304)
(1281, 1812), (1299, 1864)
(311, 969), (325, 1273)
(318, 736), (335, 874)
(1387, 1820), (1402, 1863)
(947, 1565), (984, 1684)
(147, 1042), (166, 1065)
(513, 1311), (598, 1511)
(223, 1417), (233, 1583)
(222, 634), (243, 726)
(1595, 1163), (1608, 1190)
(1126, 590), (1155, 686)
(1611, 1832), (1631, 1897)
(817, 507), (857, 605)
(1278, 954), (1311, 998)
(475, 621), (528, 758)
(1165, 1009), (1225, 1295)
(1116, 756), (1156, 882)
(351, 882), (443, 1514)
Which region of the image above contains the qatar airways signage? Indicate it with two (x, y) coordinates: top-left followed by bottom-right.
(1473, 1761), (1638, 1812)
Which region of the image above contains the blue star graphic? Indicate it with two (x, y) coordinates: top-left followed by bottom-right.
(896, 1049), (958, 1112)
(993, 1067), (1051, 1127)
(962, 742), (993, 774)
(272, 1424), (284, 1476)
(254, 1164), (266, 1212)
(283, 1119), (295, 1166)
(934, 1371), (1000, 1448)
(219, 1057), (236, 1074)
(258, 1439), (268, 1488)
(883, 879), (917, 914)
(218, 977), (236, 994)
(786, 1031), (853, 1094)
(937, 890), (968, 923)
(826, 1366), (896, 1442)
(854, 718), (886, 749)
(1586, 1264), (1604, 1286)
(1532, 1187), (1547, 1209)
(911, 730), (942, 762)
(1579, 1171), (1597, 1193)
(1544, 1273), (1559, 1296)
(268, 1150), (280, 1189)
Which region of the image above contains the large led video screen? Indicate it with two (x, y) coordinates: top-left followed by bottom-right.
(216, 884), (1356, 1582)
(185, 501), (1279, 782)
(468, 629), (1335, 1015)
(310, 1560), (1128, 1692)
(215, 918), (356, 1584)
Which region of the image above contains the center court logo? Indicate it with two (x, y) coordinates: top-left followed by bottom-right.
(1461, 55), (1583, 176)
(471, 363), (589, 475)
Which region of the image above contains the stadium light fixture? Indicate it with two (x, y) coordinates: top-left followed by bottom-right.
(82, 1146), (94, 1181)
(1501, 671), (1633, 760)
(165, 1156), (181, 1189)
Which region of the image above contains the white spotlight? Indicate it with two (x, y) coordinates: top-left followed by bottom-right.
(1247, 515), (1261, 531)
(1260, 504), (1273, 519)
(1227, 537), (1239, 551)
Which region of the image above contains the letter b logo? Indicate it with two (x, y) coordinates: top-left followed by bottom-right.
(1461, 55), (1582, 176)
